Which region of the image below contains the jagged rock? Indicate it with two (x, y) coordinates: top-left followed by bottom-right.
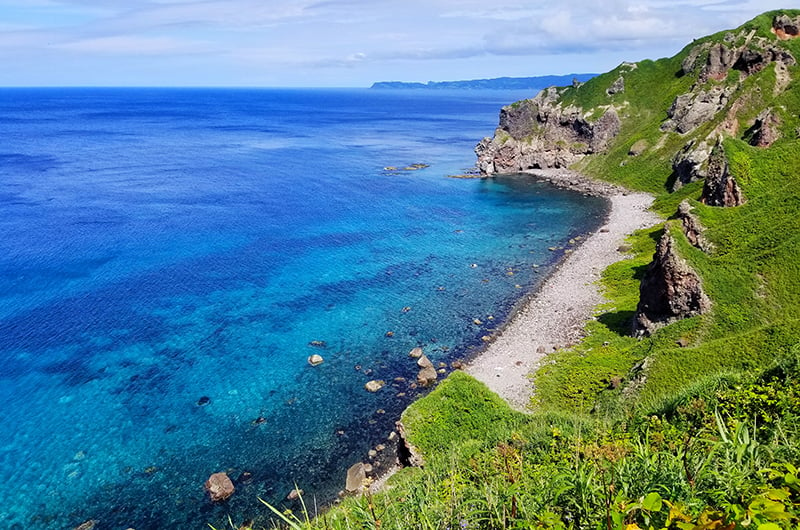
(671, 139), (712, 190)
(408, 347), (423, 358)
(662, 85), (735, 134)
(748, 108), (781, 147)
(205, 472), (235, 502)
(345, 462), (366, 493)
(677, 200), (712, 252)
(701, 143), (745, 207)
(416, 354), (438, 387)
(773, 14), (800, 40)
(700, 43), (736, 81)
(475, 87), (620, 175)
(607, 76), (625, 95)
(395, 420), (424, 467)
(633, 233), (711, 336)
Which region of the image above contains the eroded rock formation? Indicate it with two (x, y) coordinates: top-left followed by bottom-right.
(633, 232), (711, 336)
(773, 14), (800, 40)
(677, 200), (712, 252)
(748, 108), (781, 147)
(700, 144), (745, 206)
(476, 87), (620, 175)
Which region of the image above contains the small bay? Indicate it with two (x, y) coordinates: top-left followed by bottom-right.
(0, 88), (607, 529)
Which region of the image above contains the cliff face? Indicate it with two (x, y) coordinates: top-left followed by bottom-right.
(475, 87), (621, 175)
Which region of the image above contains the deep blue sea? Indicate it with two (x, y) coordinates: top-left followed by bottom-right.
(0, 88), (607, 529)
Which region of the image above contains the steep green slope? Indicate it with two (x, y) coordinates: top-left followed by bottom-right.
(230, 11), (800, 530)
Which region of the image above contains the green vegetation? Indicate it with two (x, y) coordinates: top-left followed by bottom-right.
(222, 11), (800, 529)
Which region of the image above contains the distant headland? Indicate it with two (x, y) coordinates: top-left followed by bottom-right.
(370, 73), (596, 90)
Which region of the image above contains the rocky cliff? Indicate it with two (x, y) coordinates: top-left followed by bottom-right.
(475, 86), (621, 174)
(476, 10), (800, 335)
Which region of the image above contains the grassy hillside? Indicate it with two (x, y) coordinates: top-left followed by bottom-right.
(225, 11), (800, 529)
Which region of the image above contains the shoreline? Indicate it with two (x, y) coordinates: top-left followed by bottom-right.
(465, 169), (662, 410)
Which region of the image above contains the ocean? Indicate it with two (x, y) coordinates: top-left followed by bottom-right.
(0, 88), (607, 529)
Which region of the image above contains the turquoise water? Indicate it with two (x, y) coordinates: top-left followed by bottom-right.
(0, 88), (607, 529)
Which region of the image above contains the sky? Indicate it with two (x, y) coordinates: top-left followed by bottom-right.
(0, 0), (792, 87)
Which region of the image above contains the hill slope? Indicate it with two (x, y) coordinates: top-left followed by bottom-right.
(232, 11), (800, 530)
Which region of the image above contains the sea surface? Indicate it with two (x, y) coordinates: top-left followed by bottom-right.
(0, 88), (607, 529)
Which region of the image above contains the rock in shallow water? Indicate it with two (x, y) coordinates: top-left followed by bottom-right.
(204, 472), (235, 502)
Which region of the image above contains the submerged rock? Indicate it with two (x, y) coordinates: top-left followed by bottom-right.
(633, 232), (711, 336)
(205, 472), (235, 502)
(307, 354), (324, 366)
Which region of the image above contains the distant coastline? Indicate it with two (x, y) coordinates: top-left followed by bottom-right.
(370, 73), (596, 90)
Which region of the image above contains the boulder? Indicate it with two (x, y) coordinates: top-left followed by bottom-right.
(364, 380), (385, 393)
(416, 355), (438, 387)
(345, 462), (366, 493)
(408, 347), (423, 358)
(74, 520), (98, 530)
(633, 232), (711, 336)
(205, 472), (235, 502)
(628, 139), (648, 157)
(286, 488), (304, 501)
(700, 143), (745, 207)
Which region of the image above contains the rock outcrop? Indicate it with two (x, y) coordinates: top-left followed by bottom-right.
(476, 87), (620, 175)
(662, 86), (735, 134)
(747, 108), (781, 147)
(773, 14), (800, 40)
(633, 232), (711, 336)
(677, 200), (712, 252)
(671, 139), (713, 189)
(395, 420), (424, 468)
(607, 76), (625, 95)
(205, 472), (235, 502)
(700, 144), (745, 207)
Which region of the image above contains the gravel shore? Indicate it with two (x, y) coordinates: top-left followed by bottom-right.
(466, 170), (662, 411)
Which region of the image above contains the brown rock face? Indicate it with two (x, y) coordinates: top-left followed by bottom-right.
(700, 144), (745, 207)
(204, 472), (235, 502)
(345, 462), (366, 493)
(633, 233), (711, 336)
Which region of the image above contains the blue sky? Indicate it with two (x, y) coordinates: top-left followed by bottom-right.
(0, 0), (791, 87)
